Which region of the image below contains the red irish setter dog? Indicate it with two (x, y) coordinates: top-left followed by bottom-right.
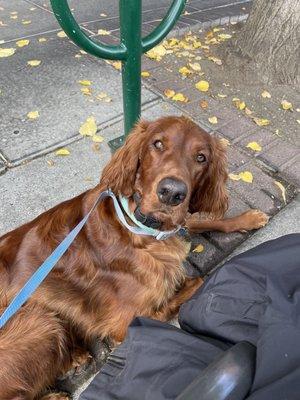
(0, 116), (268, 399)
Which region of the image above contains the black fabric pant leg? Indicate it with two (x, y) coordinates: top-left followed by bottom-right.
(180, 234), (300, 400)
(80, 318), (228, 400)
(81, 234), (300, 400)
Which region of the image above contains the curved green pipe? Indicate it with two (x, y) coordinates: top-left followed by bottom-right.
(50, 0), (127, 60)
(142, 0), (186, 53)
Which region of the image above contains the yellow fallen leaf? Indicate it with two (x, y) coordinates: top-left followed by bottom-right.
(172, 92), (188, 102)
(228, 173), (241, 181)
(27, 110), (39, 119)
(111, 60), (121, 70)
(30, 7), (36, 11)
(274, 181), (286, 204)
(297, 120), (300, 124)
(0, 48), (16, 58)
(47, 159), (54, 166)
(141, 71), (150, 77)
(96, 91), (108, 100)
(195, 80), (209, 92)
(10, 11), (18, 15)
(253, 118), (270, 126)
(92, 134), (104, 143)
(220, 138), (230, 147)
(56, 148), (70, 156)
(16, 40), (30, 48)
(57, 30), (67, 38)
(281, 100), (293, 110)
(80, 49), (87, 55)
(208, 116), (218, 124)
(246, 142), (262, 152)
(193, 41), (202, 48)
(217, 93), (227, 98)
(22, 20), (31, 25)
(11, 15), (18, 20)
(100, 13), (107, 17)
(213, 27), (222, 32)
(38, 37), (47, 43)
(229, 171), (253, 183)
(78, 80), (92, 86)
(245, 107), (253, 116)
(79, 116), (97, 136)
(97, 29), (111, 35)
(232, 98), (246, 110)
(81, 87), (92, 95)
(261, 90), (271, 98)
(164, 89), (175, 98)
(239, 171), (253, 183)
(192, 244), (204, 253)
(189, 62), (201, 71)
(146, 44), (167, 61)
(179, 66), (192, 76)
(218, 33), (232, 40)
(27, 59), (41, 66)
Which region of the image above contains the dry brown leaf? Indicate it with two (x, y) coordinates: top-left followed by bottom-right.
(200, 100), (208, 109)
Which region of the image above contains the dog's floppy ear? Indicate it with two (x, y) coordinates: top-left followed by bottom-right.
(100, 120), (149, 196)
(189, 136), (228, 218)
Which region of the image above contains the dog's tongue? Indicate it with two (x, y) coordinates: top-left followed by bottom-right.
(134, 207), (162, 230)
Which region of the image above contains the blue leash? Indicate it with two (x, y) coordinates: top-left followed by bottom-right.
(0, 189), (182, 329)
(0, 190), (112, 329)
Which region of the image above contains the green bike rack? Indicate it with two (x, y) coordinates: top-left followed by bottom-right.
(50, 0), (186, 151)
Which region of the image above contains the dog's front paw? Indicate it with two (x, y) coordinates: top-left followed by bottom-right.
(239, 209), (269, 232)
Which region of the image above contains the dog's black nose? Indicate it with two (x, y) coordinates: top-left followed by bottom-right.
(157, 178), (187, 206)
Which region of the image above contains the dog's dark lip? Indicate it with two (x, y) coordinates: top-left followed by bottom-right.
(134, 206), (162, 230)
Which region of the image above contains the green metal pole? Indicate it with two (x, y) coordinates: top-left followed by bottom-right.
(50, 0), (186, 151)
(120, 0), (142, 143)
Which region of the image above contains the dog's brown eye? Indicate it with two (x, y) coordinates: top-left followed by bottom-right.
(196, 153), (206, 163)
(153, 140), (163, 150)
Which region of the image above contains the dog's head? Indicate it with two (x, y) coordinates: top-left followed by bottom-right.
(101, 116), (228, 230)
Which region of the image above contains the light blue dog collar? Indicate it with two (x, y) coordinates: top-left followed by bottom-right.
(118, 195), (182, 240)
